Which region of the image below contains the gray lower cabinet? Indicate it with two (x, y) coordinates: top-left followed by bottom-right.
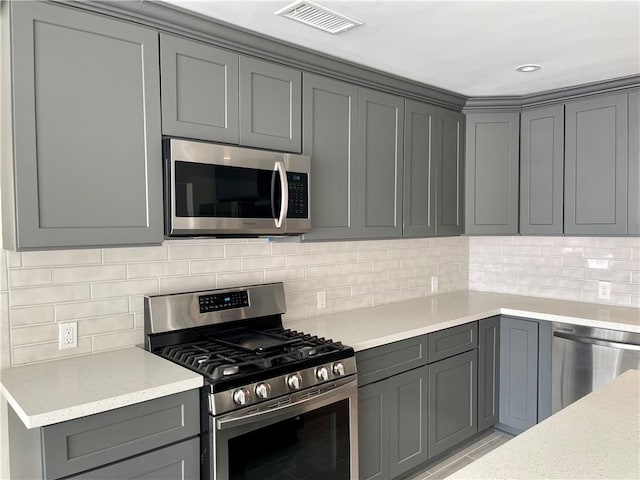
(301, 73), (359, 240)
(564, 93), (629, 235)
(160, 33), (239, 144)
(403, 100), (437, 237)
(464, 112), (520, 234)
(239, 56), (302, 152)
(435, 108), (465, 236)
(4, 0), (163, 249)
(627, 90), (639, 235)
(358, 88), (404, 238)
(520, 105), (564, 235)
(478, 316), (500, 430)
(428, 350), (477, 457)
(8, 391), (200, 480)
(498, 316), (538, 434)
(358, 380), (391, 480)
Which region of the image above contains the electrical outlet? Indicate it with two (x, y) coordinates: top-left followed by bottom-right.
(317, 290), (327, 309)
(431, 276), (439, 293)
(597, 281), (611, 300)
(59, 322), (77, 350)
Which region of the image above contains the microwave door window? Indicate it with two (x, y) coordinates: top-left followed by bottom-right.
(174, 161), (278, 219)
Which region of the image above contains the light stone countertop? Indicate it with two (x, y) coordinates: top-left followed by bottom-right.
(285, 290), (640, 351)
(0, 347), (203, 429)
(447, 369), (640, 479)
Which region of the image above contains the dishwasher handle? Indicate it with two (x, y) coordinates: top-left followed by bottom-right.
(553, 330), (640, 351)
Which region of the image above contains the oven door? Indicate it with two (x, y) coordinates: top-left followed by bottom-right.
(210, 377), (358, 480)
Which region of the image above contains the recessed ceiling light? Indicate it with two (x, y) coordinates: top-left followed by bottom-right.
(516, 64), (541, 73)
(275, 0), (363, 35)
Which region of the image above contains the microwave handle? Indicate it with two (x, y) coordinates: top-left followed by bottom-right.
(274, 161), (289, 229)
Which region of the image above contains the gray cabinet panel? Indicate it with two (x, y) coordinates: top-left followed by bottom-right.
(565, 93), (628, 234)
(239, 56), (301, 152)
(389, 367), (429, 478)
(428, 350), (477, 457)
(478, 316), (500, 431)
(436, 108), (464, 236)
(71, 438), (199, 480)
(301, 74), (358, 240)
(428, 322), (477, 363)
(358, 381), (390, 480)
(499, 317), (538, 434)
(160, 33), (239, 143)
(42, 391), (199, 479)
(356, 335), (428, 387)
(520, 105), (564, 234)
(465, 112), (519, 234)
(358, 88), (404, 238)
(628, 90), (640, 235)
(9, 0), (163, 249)
(403, 100), (436, 237)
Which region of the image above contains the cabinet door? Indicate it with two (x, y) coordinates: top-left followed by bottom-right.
(464, 112), (520, 234)
(301, 74), (358, 240)
(71, 438), (199, 480)
(499, 317), (538, 434)
(478, 316), (500, 431)
(565, 93), (628, 235)
(628, 90), (639, 235)
(358, 381), (390, 480)
(358, 88), (404, 238)
(9, 0), (163, 249)
(239, 56), (301, 152)
(403, 100), (436, 237)
(389, 367), (428, 478)
(428, 350), (477, 457)
(520, 105), (564, 234)
(435, 108), (464, 236)
(160, 33), (239, 144)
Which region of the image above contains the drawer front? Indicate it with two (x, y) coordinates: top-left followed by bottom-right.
(428, 322), (478, 363)
(356, 336), (428, 387)
(42, 390), (199, 479)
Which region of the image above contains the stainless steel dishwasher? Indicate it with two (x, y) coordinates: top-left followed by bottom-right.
(552, 322), (640, 413)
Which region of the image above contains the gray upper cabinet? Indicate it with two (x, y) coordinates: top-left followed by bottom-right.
(627, 90), (639, 235)
(520, 105), (564, 235)
(564, 93), (628, 235)
(435, 108), (464, 236)
(239, 56), (302, 152)
(160, 33), (239, 144)
(302, 74), (358, 240)
(358, 88), (404, 238)
(6, 0), (163, 249)
(403, 100), (437, 237)
(465, 112), (520, 234)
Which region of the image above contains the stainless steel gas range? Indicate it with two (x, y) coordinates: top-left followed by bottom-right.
(144, 282), (358, 480)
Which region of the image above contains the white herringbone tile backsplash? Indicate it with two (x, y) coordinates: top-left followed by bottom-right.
(0, 237), (469, 366)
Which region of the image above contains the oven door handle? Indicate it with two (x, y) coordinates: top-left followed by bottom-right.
(216, 379), (356, 431)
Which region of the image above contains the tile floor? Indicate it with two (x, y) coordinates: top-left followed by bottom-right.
(408, 429), (514, 480)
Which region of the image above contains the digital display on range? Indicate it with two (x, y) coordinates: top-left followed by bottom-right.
(199, 291), (249, 313)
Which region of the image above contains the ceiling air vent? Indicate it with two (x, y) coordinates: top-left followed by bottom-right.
(275, 0), (363, 35)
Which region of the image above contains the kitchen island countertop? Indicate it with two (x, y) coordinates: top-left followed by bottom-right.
(285, 290), (640, 351)
(447, 369), (640, 479)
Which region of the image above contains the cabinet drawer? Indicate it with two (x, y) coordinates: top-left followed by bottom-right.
(42, 390), (199, 479)
(428, 322), (478, 363)
(356, 336), (428, 387)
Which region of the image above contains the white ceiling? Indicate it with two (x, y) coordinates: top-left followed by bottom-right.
(162, 0), (640, 97)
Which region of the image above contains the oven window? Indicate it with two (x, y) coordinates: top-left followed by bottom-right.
(174, 161), (280, 219)
(228, 400), (351, 480)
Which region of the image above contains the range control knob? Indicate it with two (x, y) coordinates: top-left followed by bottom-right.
(287, 373), (302, 390)
(332, 362), (345, 376)
(316, 366), (329, 381)
(232, 388), (251, 406)
(255, 383), (271, 400)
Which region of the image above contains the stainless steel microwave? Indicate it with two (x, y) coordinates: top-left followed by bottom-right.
(163, 138), (311, 236)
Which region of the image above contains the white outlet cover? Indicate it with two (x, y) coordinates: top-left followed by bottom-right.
(59, 322), (78, 350)
(317, 290), (327, 309)
(598, 281), (611, 300)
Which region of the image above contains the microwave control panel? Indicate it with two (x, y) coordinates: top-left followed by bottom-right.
(287, 172), (309, 219)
